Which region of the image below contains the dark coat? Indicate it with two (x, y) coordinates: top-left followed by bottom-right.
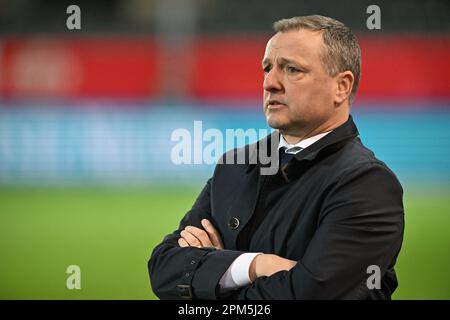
(148, 115), (405, 300)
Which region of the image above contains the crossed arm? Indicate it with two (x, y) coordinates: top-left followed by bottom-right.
(149, 163), (404, 299)
(178, 219), (297, 283)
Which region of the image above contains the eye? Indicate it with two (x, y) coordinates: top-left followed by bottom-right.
(263, 65), (272, 74)
(286, 66), (300, 74)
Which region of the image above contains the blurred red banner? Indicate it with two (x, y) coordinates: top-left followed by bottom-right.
(1, 35), (449, 102)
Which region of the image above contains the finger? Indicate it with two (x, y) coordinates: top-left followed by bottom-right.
(180, 230), (202, 248)
(201, 219), (224, 249)
(178, 238), (189, 247)
(185, 226), (213, 247)
(200, 219), (222, 247)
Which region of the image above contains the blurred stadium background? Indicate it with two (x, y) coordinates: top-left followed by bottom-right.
(0, 0), (449, 299)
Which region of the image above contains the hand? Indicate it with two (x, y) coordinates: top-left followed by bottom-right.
(178, 219), (224, 249)
(249, 254), (297, 282)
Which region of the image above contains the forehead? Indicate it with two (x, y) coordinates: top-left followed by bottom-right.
(263, 29), (324, 63)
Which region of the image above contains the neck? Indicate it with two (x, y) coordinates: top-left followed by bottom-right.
(281, 112), (349, 145)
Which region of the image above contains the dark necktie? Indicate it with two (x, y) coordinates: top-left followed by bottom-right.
(279, 147), (297, 168)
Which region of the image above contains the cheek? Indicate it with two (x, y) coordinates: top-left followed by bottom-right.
(295, 77), (333, 104)
(285, 81), (316, 110)
(286, 79), (334, 117)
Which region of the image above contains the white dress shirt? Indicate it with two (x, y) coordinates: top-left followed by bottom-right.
(219, 130), (332, 292)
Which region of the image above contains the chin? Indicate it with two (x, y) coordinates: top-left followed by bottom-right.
(266, 116), (289, 131)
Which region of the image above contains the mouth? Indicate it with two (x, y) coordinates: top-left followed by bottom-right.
(266, 100), (287, 110)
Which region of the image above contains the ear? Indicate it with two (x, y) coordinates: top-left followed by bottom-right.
(334, 71), (354, 105)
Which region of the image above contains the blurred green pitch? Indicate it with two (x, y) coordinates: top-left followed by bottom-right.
(0, 186), (449, 299)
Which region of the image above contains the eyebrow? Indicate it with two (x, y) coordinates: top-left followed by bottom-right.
(262, 57), (305, 68)
(262, 58), (271, 67)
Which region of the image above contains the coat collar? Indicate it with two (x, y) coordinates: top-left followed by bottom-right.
(292, 114), (359, 161)
(246, 114), (359, 174)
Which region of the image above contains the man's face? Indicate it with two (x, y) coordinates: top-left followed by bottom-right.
(262, 29), (338, 136)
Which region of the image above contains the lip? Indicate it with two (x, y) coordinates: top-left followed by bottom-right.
(266, 100), (287, 110)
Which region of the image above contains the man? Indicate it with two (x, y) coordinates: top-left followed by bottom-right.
(148, 15), (404, 300)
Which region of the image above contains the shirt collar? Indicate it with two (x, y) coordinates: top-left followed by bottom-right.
(278, 131), (332, 154)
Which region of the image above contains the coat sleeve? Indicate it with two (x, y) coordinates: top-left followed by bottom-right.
(232, 161), (405, 299)
(148, 177), (244, 300)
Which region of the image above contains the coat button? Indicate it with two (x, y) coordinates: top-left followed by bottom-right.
(228, 217), (240, 230)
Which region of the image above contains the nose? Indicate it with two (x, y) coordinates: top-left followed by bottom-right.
(263, 68), (283, 93)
